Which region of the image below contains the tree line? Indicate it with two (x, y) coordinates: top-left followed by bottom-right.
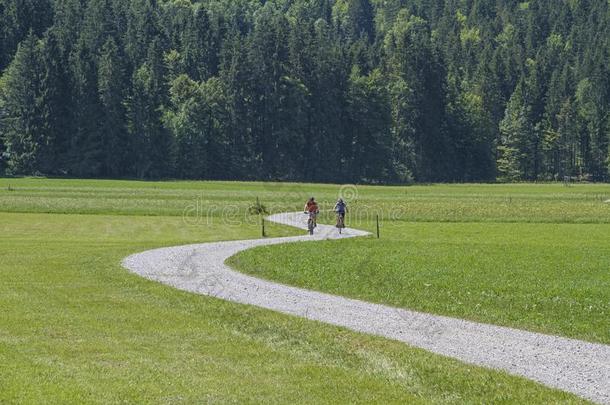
(0, 0), (608, 183)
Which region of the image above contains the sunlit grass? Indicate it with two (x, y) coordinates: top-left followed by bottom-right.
(0, 178), (589, 403)
(1, 178), (610, 223)
(224, 177), (610, 344)
(230, 221), (610, 343)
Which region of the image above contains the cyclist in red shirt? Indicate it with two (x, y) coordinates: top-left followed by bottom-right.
(304, 197), (319, 229)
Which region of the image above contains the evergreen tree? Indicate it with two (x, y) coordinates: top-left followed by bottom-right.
(97, 38), (129, 177)
(446, 79), (495, 181)
(0, 33), (43, 174)
(39, 30), (73, 174)
(51, 0), (83, 57)
(128, 39), (172, 179)
(181, 6), (212, 81)
(69, 38), (103, 177)
(81, 0), (118, 55)
(199, 77), (229, 179)
(384, 12), (451, 181)
(125, 0), (160, 67)
(164, 75), (204, 179)
(346, 67), (392, 182)
(247, 5), (297, 178)
(543, 98), (581, 179)
(575, 78), (608, 180)
(128, 63), (171, 179)
(497, 82), (534, 181)
(301, 18), (350, 182)
(0, 0), (53, 71)
(219, 34), (258, 179)
(164, 74), (228, 179)
(345, 0), (375, 42)
(0, 0), (607, 183)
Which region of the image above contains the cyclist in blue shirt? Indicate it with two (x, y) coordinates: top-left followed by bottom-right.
(334, 198), (347, 231)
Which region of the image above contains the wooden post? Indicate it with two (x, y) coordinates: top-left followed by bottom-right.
(261, 217), (266, 237)
(376, 214), (380, 239)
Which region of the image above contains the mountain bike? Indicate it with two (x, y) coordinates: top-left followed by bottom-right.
(336, 212), (345, 234)
(306, 211), (318, 235)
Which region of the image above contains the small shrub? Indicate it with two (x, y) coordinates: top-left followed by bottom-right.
(248, 197), (269, 215)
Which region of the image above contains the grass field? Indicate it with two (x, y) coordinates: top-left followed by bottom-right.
(0, 178), (600, 403)
(231, 222), (610, 344)
(230, 184), (610, 344)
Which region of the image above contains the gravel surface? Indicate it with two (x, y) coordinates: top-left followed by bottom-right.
(123, 212), (610, 404)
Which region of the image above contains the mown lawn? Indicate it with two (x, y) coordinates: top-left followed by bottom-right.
(230, 183), (610, 344)
(2, 178), (610, 223)
(228, 182), (610, 344)
(0, 178), (598, 403)
(230, 221), (610, 344)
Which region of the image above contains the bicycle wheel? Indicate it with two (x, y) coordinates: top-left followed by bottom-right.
(336, 214), (344, 233)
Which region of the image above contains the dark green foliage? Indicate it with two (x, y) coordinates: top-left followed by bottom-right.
(385, 12), (452, 181)
(0, 0), (53, 71)
(0, 34), (44, 174)
(69, 39), (103, 177)
(347, 68), (392, 182)
(345, 0), (375, 42)
(39, 30), (73, 174)
(0, 0), (608, 182)
(127, 40), (172, 179)
(97, 38), (129, 177)
(163, 74), (229, 179)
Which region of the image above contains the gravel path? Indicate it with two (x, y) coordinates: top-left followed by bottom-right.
(123, 212), (610, 404)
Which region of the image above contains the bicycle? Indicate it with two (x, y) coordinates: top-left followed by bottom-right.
(336, 212), (345, 234)
(305, 211), (318, 235)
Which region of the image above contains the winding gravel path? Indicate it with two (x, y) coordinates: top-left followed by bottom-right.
(123, 212), (610, 404)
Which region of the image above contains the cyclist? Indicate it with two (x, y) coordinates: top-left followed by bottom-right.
(304, 197), (319, 230)
(334, 198), (347, 230)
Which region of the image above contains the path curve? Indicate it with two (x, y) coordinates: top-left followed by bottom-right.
(122, 212), (610, 404)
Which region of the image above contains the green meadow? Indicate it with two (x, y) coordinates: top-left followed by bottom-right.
(230, 183), (610, 344)
(231, 222), (610, 344)
(1, 178), (603, 403)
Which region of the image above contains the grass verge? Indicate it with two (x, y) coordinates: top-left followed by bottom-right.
(0, 178), (600, 402)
